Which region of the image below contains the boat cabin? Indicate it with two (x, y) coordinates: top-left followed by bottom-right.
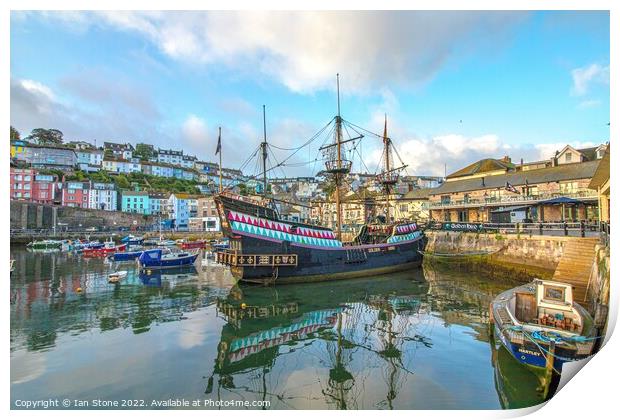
(513, 279), (582, 333)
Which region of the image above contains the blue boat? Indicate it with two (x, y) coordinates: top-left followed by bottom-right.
(138, 249), (199, 269)
(109, 250), (144, 262)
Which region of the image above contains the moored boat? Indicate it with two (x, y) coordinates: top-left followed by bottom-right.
(490, 279), (596, 374)
(138, 249), (199, 269)
(121, 235), (144, 245)
(108, 250), (144, 262)
(213, 76), (426, 284)
(26, 240), (62, 250)
(82, 241), (127, 258)
(108, 270), (128, 283)
(179, 240), (207, 250)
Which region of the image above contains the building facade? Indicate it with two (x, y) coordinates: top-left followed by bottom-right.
(427, 147), (604, 223)
(121, 191), (151, 214)
(61, 182), (90, 208)
(89, 183), (118, 211)
(10, 168), (58, 204)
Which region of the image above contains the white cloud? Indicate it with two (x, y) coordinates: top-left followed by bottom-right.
(30, 11), (527, 94)
(577, 99), (601, 109)
(181, 114), (209, 154)
(571, 63), (609, 96)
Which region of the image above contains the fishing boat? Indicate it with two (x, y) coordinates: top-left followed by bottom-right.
(490, 279), (596, 373)
(25, 240), (62, 250)
(82, 241), (127, 258)
(108, 249), (144, 262)
(179, 240), (208, 250)
(108, 270), (128, 283)
(214, 76), (426, 284)
(157, 239), (177, 247)
(138, 249), (199, 269)
(121, 235), (144, 245)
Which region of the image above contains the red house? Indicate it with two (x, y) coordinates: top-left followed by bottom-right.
(10, 167), (57, 204)
(61, 181), (90, 208)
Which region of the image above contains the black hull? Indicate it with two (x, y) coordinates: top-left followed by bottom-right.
(214, 193), (427, 284)
(232, 234), (426, 284)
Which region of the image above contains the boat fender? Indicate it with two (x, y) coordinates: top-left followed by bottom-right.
(76, 287), (83, 293)
(241, 303), (247, 309)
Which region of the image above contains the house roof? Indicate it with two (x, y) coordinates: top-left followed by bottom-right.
(446, 158), (514, 179)
(429, 161), (599, 196)
(576, 147), (598, 161)
(401, 188), (433, 200)
(121, 191), (150, 197)
(589, 145), (610, 189)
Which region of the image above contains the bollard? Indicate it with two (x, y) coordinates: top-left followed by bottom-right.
(563, 222), (568, 236)
(539, 223), (543, 235)
(580, 220), (585, 238)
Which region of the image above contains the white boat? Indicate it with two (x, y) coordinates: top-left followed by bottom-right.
(108, 270), (128, 283)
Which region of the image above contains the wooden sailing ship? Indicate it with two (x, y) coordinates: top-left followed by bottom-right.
(215, 75), (426, 284)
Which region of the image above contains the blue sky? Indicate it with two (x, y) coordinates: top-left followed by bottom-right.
(10, 11), (610, 177)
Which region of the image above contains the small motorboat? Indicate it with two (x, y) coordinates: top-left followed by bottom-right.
(138, 249), (199, 269)
(82, 241), (127, 258)
(108, 270), (128, 283)
(490, 279), (596, 374)
(121, 235), (144, 246)
(26, 240), (62, 250)
(179, 240), (207, 250)
(157, 239), (177, 247)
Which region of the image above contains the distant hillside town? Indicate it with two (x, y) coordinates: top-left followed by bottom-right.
(9, 126), (609, 231)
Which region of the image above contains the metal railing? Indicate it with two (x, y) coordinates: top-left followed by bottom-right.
(429, 190), (597, 209)
(422, 220), (606, 238)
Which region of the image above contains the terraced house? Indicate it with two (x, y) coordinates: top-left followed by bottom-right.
(428, 144), (607, 223)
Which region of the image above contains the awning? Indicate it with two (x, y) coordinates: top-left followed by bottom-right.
(537, 196), (584, 205)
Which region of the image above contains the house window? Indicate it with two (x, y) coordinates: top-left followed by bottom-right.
(565, 152), (572, 162)
(440, 195), (451, 204)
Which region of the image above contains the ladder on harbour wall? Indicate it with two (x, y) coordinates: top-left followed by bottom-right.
(552, 238), (599, 305)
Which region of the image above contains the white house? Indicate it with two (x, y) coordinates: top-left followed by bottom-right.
(89, 183), (117, 211)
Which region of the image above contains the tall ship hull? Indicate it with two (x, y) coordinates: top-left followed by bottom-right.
(215, 193), (427, 284)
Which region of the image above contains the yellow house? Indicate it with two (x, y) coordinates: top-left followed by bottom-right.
(392, 188), (432, 222)
(589, 145), (610, 223)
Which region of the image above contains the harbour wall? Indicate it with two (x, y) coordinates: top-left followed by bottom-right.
(425, 231), (581, 281)
(10, 201), (156, 232)
(587, 244), (610, 334)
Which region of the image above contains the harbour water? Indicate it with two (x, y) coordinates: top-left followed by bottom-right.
(10, 248), (545, 409)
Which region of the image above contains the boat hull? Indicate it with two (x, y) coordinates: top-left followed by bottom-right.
(138, 249), (199, 269)
(222, 232), (426, 285)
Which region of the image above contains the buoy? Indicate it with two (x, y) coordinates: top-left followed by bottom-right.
(241, 303), (247, 309)
(76, 287), (83, 293)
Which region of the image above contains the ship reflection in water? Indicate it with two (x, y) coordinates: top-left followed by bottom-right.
(10, 249), (546, 409)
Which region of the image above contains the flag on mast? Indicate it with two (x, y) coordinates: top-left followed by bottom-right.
(505, 182), (519, 194)
(215, 130), (221, 155)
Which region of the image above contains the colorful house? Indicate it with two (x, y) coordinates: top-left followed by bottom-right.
(121, 191), (151, 215)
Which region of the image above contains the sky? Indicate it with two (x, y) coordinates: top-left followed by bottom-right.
(10, 10), (610, 177)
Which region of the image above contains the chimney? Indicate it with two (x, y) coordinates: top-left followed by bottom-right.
(501, 155), (511, 163)
(481, 177), (485, 187)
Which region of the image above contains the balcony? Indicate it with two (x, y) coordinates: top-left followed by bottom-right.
(429, 189), (598, 209)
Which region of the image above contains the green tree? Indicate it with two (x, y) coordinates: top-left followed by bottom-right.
(26, 128), (64, 145)
(116, 174), (131, 189)
(134, 143), (155, 161)
(10, 126), (20, 141)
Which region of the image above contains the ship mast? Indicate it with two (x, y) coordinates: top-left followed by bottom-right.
(378, 115), (404, 224)
(334, 75), (343, 241)
(261, 105), (268, 197)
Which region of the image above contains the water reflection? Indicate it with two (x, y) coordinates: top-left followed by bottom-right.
(10, 249), (545, 409)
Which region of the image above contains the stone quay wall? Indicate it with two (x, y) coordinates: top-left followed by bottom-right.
(425, 231), (578, 280)
(10, 200), (156, 232)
